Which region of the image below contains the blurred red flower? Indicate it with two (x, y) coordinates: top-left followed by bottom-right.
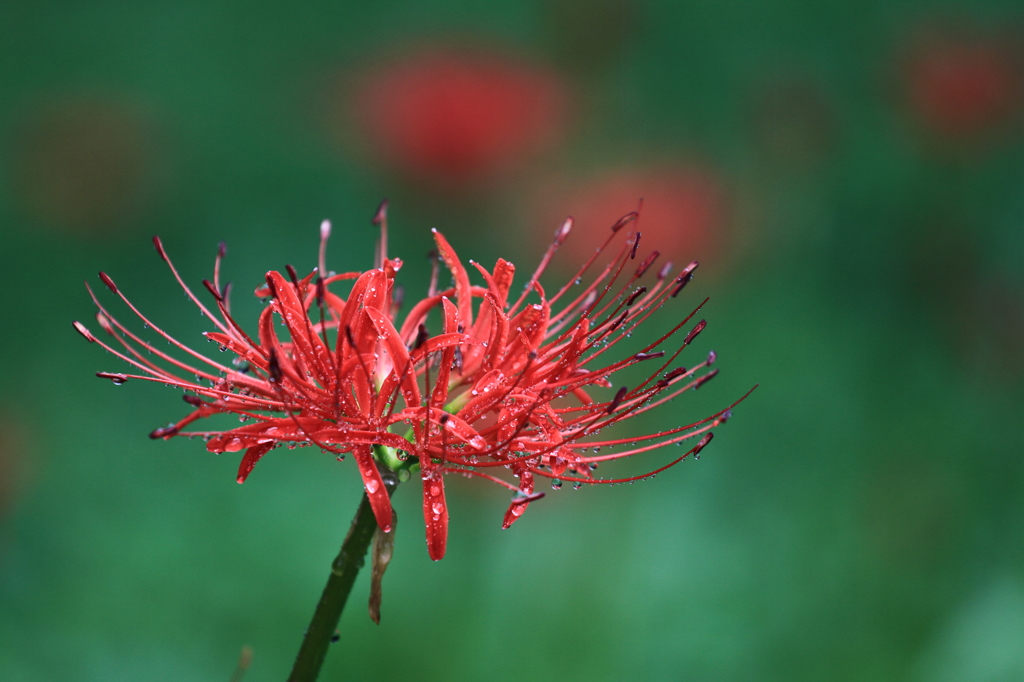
(350, 48), (567, 185)
(535, 167), (728, 269)
(906, 31), (1021, 140)
(76, 204), (750, 560)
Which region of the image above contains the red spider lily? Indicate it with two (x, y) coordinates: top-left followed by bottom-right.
(74, 202), (753, 560)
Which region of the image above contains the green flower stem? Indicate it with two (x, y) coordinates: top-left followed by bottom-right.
(287, 469), (399, 682)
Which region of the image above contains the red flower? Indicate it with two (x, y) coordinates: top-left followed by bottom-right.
(351, 48), (567, 185)
(534, 167), (728, 270)
(906, 31), (1021, 140)
(75, 203), (753, 560)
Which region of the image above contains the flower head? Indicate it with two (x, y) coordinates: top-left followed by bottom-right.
(75, 202), (753, 560)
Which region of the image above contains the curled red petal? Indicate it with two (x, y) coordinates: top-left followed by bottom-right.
(501, 469), (534, 529)
(236, 442), (274, 484)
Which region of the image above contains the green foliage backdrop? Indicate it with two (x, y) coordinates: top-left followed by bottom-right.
(1, 1), (1022, 680)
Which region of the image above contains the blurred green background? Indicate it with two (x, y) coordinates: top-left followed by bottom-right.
(2, 1), (1023, 680)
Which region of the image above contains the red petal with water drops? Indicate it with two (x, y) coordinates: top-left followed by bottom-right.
(433, 230), (474, 330)
(236, 442), (274, 484)
(352, 445), (394, 533)
(421, 472), (449, 560)
(265, 271), (333, 388)
(364, 306), (422, 410)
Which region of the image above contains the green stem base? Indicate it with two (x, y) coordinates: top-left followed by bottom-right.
(287, 471), (399, 682)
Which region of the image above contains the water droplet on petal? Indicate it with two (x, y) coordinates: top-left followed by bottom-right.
(431, 502), (444, 515)
(365, 479), (379, 494)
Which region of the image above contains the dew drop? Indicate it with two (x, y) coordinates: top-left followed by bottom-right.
(431, 502), (444, 515)
(365, 479), (379, 494)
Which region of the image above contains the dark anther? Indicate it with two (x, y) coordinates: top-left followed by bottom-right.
(149, 424), (179, 439)
(453, 345), (463, 372)
(426, 248), (439, 261)
(264, 274), (278, 299)
(372, 198), (389, 225)
(670, 260), (699, 297)
(677, 260), (699, 282)
(315, 276), (326, 306)
(683, 319), (707, 345)
(606, 386), (629, 414)
(202, 279), (223, 302)
(98, 272), (118, 294)
(693, 369), (718, 389)
(285, 264), (300, 288)
(439, 413), (450, 424)
(222, 282), (232, 302)
(665, 367), (689, 380)
(608, 310), (629, 332)
(707, 350), (717, 365)
(345, 326), (358, 351)
(692, 432), (714, 456)
(96, 371), (128, 384)
(634, 251), (660, 278)
(717, 409), (732, 423)
(611, 211), (638, 232)
(528, 350), (538, 360)
(626, 287), (648, 306)
(631, 232), (642, 259)
(633, 351), (665, 362)
(152, 236), (169, 261)
(412, 323), (430, 351)
(183, 394), (205, 407)
(268, 348), (282, 384)
(392, 285), (405, 311)
(217, 241), (227, 258)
